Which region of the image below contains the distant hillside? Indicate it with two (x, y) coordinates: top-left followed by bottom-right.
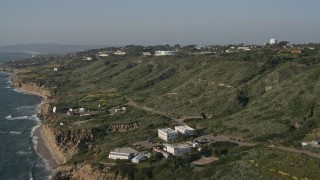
(0, 44), (108, 54)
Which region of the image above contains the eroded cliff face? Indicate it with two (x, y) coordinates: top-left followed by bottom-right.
(109, 121), (140, 132)
(55, 128), (99, 159)
(41, 125), (68, 165)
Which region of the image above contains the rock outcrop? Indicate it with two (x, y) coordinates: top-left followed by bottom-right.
(53, 163), (122, 180)
(109, 121), (140, 132)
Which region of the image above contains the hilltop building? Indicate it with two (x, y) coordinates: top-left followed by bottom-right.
(84, 56), (93, 61)
(97, 51), (110, 57)
(113, 50), (126, 55)
(270, 38), (277, 45)
(143, 52), (152, 56)
(158, 128), (178, 142)
(154, 50), (177, 56)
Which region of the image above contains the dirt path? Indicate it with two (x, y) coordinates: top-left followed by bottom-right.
(268, 145), (320, 159)
(125, 96), (204, 125)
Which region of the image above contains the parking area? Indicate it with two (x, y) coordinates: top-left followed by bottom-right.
(134, 140), (159, 149)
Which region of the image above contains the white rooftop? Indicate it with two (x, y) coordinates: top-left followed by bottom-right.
(175, 125), (194, 131)
(164, 143), (191, 149)
(159, 128), (177, 133)
(110, 147), (138, 154)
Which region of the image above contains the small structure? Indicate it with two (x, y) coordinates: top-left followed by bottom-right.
(97, 52), (110, 57)
(143, 52), (152, 56)
(153, 147), (171, 158)
(237, 47), (251, 51)
(78, 108), (86, 112)
(114, 107), (126, 113)
(158, 128), (178, 142)
(53, 106), (57, 113)
(53, 68), (58, 72)
(175, 125), (195, 135)
(270, 38), (277, 45)
(163, 143), (192, 156)
(113, 50), (126, 55)
(131, 154), (146, 163)
(84, 56), (93, 61)
(311, 140), (320, 147)
(108, 147), (138, 160)
(154, 50), (177, 56)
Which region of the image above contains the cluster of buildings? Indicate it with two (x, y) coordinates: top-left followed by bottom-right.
(108, 125), (196, 163)
(158, 125), (195, 142)
(156, 125), (196, 156)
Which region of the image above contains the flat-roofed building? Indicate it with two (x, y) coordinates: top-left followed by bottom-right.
(175, 125), (195, 135)
(158, 128), (178, 142)
(131, 154), (146, 163)
(154, 50), (177, 56)
(164, 143), (192, 156)
(108, 147), (138, 160)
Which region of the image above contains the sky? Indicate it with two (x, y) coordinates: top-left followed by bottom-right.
(1, 0), (320, 46)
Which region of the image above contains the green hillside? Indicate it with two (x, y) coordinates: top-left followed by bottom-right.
(7, 47), (320, 179)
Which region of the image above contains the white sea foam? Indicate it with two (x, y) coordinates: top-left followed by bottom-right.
(16, 105), (37, 111)
(6, 115), (29, 120)
(9, 131), (22, 134)
(5, 114), (12, 119)
(16, 150), (31, 155)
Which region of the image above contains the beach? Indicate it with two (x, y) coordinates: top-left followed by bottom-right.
(10, 75), (64, 171)
(34, 125), (59, 169)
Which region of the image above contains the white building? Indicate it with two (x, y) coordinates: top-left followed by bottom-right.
(108, 147), (138, 160)
(53, 68), (58, 71)
(154, 51), (177, 56)
(270, 38), (277, 45)
(98, 52), (110, 57)
(131, 154), (146, 163)
(158, 128), (178, 142)
(84, 56), (93, 61)
(237, 47), (251, 51)
(113, 50), (126, 55)
(164, 143), (192, 156)
(175, 125), (195, 135)
(143, 52), (152, 56)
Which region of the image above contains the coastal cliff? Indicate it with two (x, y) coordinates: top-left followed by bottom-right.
(10, 74), (119, 179)
(0, 64), (15, 73)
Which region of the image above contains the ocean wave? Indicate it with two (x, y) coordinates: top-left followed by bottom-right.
(5, 114), (29, 120)
(16, 150), (31, 155)
(16, 105), (37, 111)
(32, 135), (39, 151)
(9, 131), (22, 134)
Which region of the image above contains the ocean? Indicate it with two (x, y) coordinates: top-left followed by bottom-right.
(0, 52), (51, 179)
